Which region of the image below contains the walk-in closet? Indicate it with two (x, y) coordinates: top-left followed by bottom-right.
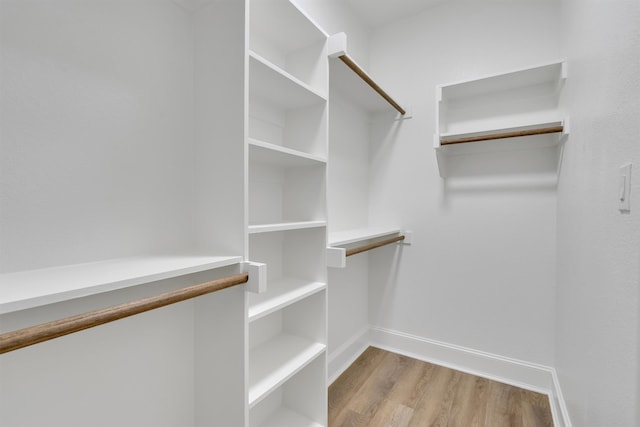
(1, 0), (639, 426)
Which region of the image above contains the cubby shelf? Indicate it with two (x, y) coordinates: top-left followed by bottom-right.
(249, 138), (327, 167)
(248, 221), (327, 234)
(259, 407), (324, 427)
(0, 255), (243, 315)
(250, 52), (327, 110)
(248, 278), (326, 322)
(248, 333), (326, 408)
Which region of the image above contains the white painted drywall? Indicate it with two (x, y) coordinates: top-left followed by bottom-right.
(366, 0), (562, 366)
(555, 0), (640, 425)
(0, 0), (195, 272)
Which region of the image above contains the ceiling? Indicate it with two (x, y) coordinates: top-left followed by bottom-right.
(346, 0), (446, 27)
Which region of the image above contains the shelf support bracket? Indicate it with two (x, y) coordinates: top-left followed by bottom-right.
(243, 261), (267, 293)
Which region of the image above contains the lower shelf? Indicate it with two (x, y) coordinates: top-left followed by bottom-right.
(260, 406), (324, 427)
(249, 334), (326, 408)
(248, 278), (326, 322)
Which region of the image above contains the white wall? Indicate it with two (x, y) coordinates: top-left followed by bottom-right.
(367, 0), (562, 366)
(0, 0), (196, 272)
(556, 0), (640, 425)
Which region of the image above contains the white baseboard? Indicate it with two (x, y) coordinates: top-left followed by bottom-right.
(333, 326), (571, 427)
(327, 326), (370, 385)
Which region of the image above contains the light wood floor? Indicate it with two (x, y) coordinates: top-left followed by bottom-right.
(329, 347), (553, 427)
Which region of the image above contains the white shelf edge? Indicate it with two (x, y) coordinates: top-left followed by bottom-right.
(248, 334), (326, 408)
(249, 138), (327, 164)
(248, 221), (327, 234)
(259, 406), (324, 427)
(327, 227), (401, 247)
(248, 278), (326, 322)
(0, 255), (244, 315)
(249, 50), (327, 102)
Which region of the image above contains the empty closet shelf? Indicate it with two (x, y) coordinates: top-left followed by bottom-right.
(0, 271), (249, 355)
(248, 221), (327, 234)
(0, 255), (244, 315)
(327, 228), (410, 268)
(248, 334), (326, 408)
(248, 278), (326, 322)
(259, 407), (324, 427)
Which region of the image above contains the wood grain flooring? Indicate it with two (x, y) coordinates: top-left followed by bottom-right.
(328, 347), (553, 427)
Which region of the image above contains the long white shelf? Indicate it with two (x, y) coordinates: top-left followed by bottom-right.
(248, 334), (326, 408)
(248, 278), (326, 322)
(249, 138), (327, 167)
(260, 406), (323, 427)
(328, 227), (401, 247)
(248, 221), (327, 234)
(0, 255), (243, 315)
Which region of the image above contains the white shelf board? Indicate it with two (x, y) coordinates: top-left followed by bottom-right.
(328, 227), (401, 247)
(0, 255), (244, 315)
(248, 221), (326, 234)
(248, 278), (326, 322)
(260, 406), (323, 427)
(249, 139), (327, 167)
(439, 61), (565, 101)
(248, 334), (326, 408)
(250, 52), (326, 110)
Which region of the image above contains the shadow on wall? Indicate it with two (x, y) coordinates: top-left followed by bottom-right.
(368, 242), (405, 327)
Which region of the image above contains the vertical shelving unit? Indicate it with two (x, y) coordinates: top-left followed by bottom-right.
(245, 0), (328, 426)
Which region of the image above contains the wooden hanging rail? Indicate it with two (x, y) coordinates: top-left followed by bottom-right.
(440, 125), (564, 146)
(339, 55), (406, 116)
(0, 272), (249, 355)
(346, 235), (406, 257)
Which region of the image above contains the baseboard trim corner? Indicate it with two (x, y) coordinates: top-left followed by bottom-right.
(327, 326), (370, 385)
(368, 326), (571, 427)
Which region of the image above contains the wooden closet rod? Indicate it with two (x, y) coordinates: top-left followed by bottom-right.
(440, 125), (564, 145)
(339, 55), (406, 115)
(346, 235), (406, 257)
(0, 272), (249, 355)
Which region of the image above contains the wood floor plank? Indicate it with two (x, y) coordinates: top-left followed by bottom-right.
(347, 351), (412, 422)
(329, 346), (388, 425)
(329, 347), (553, 427)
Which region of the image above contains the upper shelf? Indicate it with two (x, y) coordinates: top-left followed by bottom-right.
(250, 52), (327, 109)
(0, 255), (243, 315)
(328, 227), (402, 247)
(434, 61), (568, 177)
(328, 33), (407, 116)
(435, 61), (567, 148)
(249, 0), (327, 94)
